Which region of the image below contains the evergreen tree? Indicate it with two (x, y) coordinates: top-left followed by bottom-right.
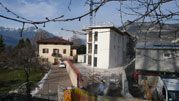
(15, 38), (25, 49)
(24, 38), (31, 47)
(0, 35), (5, 53)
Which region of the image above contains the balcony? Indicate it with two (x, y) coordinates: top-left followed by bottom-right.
(51, 53), (61, 57)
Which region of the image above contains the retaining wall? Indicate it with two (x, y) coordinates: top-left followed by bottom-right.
(65, 60), (82, 87)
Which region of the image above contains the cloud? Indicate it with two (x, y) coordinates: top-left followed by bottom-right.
(16, 0), (59, 18)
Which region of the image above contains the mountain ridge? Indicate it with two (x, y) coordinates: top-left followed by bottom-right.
(0, 26), (54, 46)
(122, 22), (179, 43)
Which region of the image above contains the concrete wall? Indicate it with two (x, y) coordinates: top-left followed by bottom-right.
(109, 29), (124, 68)
(65, 61), (78, 87)
(65, 60), (82, 88)
(39, 44), (71, 63)
(135, 49), (179, 73)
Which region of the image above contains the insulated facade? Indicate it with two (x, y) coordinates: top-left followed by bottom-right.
(83, 26), (130, 69)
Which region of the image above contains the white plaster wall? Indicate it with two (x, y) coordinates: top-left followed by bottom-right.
(39, 44), (71, 63)
(93, 28), (110, 69)
(86, 33), (88, 65)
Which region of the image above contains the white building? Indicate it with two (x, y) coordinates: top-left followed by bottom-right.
(83, 25), (131, 69)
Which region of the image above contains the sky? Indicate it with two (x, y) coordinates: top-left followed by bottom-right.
(0, 0), (178, 40)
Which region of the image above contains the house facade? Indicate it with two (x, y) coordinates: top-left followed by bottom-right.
(135, 43), (179, 73)
(37, 37), (73, 64)
(83, 25), (131, 69)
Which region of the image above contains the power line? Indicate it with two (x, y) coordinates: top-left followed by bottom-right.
(61, 28), (86, 35)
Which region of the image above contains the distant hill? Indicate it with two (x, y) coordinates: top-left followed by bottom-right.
(121, 22), (179, 44)
(0, 26), (54, 46)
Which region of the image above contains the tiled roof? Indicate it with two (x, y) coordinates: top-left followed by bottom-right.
(37, 37), (73, 45)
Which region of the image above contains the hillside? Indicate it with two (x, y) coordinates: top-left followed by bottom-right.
(0, 26), (54, 46)
(122, 22), (179, 44)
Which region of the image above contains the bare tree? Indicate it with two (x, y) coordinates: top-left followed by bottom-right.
(71, 34), (83, 46)
(32, 31), (50, 49)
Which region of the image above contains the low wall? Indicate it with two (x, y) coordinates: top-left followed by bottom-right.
(65, 60), (82, 88)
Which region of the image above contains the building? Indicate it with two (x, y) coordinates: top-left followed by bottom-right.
(135, 43), (179, 73)
(83, 25), (132, 69)
(77, 54), (86, 63)
(37, 37), (73, 64)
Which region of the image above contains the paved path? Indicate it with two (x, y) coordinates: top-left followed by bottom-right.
(35, 65), (72, 100)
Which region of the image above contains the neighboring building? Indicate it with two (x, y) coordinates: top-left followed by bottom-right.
(37, 37), (73, 64)
(135, 43), (179, 73)
(83, 25), (132, 69)
(77, 54), (86, 63)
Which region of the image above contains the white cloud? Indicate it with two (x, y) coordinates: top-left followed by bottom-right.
(16, 0), (59, 18)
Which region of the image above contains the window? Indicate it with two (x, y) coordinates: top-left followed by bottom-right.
(88, 31), (92, 42)
(95, 45), (98, 54)
(94, 57), (97, 67)
(52, 49), (59, 56)
(53, 49), (59, 54)
(88, 43), (92, 53)
(164, 53), (171, 58)
(42, 48), (48, 53)
(63, 49), (66, 54)
(94, 31), (98, 41)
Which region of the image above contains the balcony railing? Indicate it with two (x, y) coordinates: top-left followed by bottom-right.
(52, 53), (60, 57)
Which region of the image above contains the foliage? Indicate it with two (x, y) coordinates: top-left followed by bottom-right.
(0, 68), (43, 93)
(24, 38), (31, 47)
(0, 37), (47, 95)
(72, 45), (86, 54)
(15, 38), (25, 49)
(0, 35), (5, 53)
(77, 45), (86, 54)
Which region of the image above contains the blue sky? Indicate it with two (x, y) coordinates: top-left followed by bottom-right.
(0, 0), (178, 39)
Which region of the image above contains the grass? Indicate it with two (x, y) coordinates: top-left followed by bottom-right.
(0, 68), (43, 93)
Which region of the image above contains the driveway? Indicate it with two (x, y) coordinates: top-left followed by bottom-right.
(35, 65), (72, 100)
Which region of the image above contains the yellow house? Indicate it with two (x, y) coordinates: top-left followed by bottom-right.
(37, 37), (73, 64)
